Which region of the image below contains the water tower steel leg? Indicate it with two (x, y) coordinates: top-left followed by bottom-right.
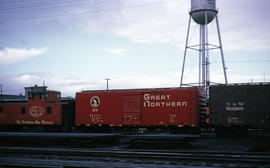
(205, 10), (209, 97)
(216, 14), (228, 84)
(180, 15), (192, 87)
(205, 11), (209, 85)
(201, 25), (206, 91)
(199, 25), (202, 86)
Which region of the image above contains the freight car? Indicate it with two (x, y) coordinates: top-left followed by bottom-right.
(2, 83), (269, 135)
(1, 86), (203, 133)
(75, 87), (203, 133)
(209, 83), (270, 136)
(0, 85), (74, 132)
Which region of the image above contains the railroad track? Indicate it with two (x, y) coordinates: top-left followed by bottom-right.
(0, 146), (269, 168)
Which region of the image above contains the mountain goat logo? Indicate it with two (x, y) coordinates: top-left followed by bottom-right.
(90, 96), (100, 108)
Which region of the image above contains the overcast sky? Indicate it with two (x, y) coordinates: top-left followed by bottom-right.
(0, 0), (269, 96)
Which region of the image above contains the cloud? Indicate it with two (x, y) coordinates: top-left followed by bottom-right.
(0, 71), (179, 97)
(1, 70), (269, 97)
(73, 0), (270, 51)
(221, 30), (270, 51)
(0, 47), (47, 65)
(106, 48), (128, 55)
(9, 73), (98, 96)
(77, 0), (189, 45)
(1, 73), (121, 97)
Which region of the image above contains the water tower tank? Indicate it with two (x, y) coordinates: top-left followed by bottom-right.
(190, 0), (217, 25)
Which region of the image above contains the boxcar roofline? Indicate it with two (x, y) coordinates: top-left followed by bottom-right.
(80, 87), (198, 93)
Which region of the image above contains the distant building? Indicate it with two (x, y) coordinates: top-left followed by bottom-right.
(0, 94), (25, 101)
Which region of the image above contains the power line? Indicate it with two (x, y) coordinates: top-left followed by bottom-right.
(0, 0), (97, 7)
(0, 0), (107, 12)
(0, 0), (173, 22)
(132, 59), (270, 77)
(227, 59), (270, 63)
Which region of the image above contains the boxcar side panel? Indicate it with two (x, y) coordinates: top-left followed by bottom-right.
(210, 84), (270, 128)
(141, 88), (198, 127)
(76, 91), (123, 126)
(76, 88), (199, 127)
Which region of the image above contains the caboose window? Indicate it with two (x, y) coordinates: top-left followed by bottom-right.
(39, 93), (44, 99)
(21, 107), (26, 115)
(0, 107), (3, 113)
(47, 107), (52, 114)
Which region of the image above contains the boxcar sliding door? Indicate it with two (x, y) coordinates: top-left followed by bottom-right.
(122, 94), (141, 125)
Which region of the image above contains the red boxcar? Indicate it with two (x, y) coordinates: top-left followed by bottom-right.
(76, 87), (199, 127)
(0, 86), (65, 128)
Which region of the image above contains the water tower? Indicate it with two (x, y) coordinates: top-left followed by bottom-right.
(180, 0), (228, 94)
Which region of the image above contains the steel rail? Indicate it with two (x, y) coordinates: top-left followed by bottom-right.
(0, 146), (269, 164)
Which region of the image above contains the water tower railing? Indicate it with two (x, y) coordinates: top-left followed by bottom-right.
(186, 43), (222, 51)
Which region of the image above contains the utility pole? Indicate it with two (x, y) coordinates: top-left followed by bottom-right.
(0, 84), (2, 101)
(105, 78), (110, 90)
